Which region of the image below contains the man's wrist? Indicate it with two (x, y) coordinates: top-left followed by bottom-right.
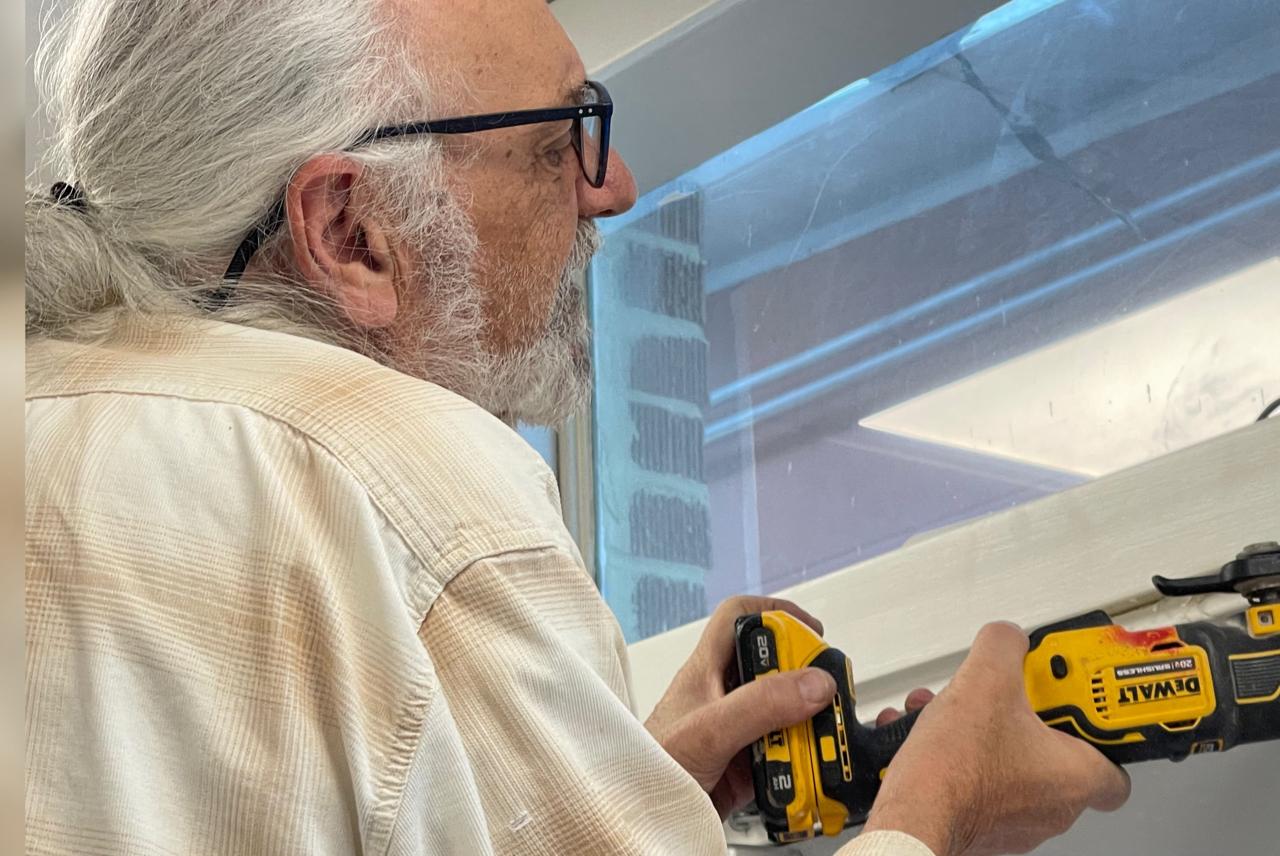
(864, 811), (952, 856)
(846, 830), (944, 856)
(863, 789), (968, 856)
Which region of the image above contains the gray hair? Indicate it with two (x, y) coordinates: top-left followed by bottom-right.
(25, 0), (436, 347)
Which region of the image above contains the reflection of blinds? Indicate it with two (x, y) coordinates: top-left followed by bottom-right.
(601, 191), (711, 640)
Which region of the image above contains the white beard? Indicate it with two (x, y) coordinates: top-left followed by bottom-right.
(479, 220), (601, 426)
(390, 196), (601, 427)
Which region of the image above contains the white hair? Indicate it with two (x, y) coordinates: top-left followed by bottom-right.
(26, 0), (602, 425)
(25, 0), (434, 348)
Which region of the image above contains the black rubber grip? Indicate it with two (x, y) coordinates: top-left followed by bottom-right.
(1232, 652), (1280, 701)
(866, 707), (922, 773)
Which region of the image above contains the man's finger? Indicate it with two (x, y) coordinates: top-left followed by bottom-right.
(711, 751), (756, 819)
(681, 668), (835, 770)
(769, 599), (824, 637)
(877, 689), (933, 727)
(701, 597), (824, 673)
(904, 688), (935, 712)
(1071, 744), (1132, 813)
(956, 621), (1030, 699)
(709, 596), (823, 637)
(876, 708), (902, 727)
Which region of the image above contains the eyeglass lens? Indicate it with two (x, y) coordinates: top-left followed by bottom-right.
(573, 86), (605, 186)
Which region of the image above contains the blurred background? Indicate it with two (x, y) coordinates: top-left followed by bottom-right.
(8, 0), (29, 847)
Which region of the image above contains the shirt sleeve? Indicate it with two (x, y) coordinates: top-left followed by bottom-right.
(835, 830), (938, 856)
(413, 546), (728, 856)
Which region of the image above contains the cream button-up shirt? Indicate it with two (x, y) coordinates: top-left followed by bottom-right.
(25, 316), (931, 856)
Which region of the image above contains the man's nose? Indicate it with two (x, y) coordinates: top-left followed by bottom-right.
(578, 149), (638, 218)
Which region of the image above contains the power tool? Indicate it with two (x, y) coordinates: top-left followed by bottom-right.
(733, 542), (1280, 844)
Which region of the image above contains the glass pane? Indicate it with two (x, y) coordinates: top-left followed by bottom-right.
(590, 0), (1280, 642)
(517, 424), (558, 472)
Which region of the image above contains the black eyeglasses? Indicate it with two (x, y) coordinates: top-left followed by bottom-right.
(221, 79), (613, 283)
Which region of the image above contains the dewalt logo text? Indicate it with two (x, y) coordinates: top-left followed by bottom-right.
(1117, 675), (1201, 705)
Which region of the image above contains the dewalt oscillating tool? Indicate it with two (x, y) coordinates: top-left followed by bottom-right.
(734, 543), (1280, 844)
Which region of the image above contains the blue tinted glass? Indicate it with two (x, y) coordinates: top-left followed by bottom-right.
(590, 0), (1280, 642)
(516, 424), (557, 472)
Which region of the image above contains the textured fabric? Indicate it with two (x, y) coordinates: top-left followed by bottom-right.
(25, 316), (725, 855)
(837, 830), (937, 856)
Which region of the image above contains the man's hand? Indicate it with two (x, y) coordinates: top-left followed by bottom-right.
(863, 622), (1132, 856)
(647, 596), (937, 818)
(644, 596), (835, 818)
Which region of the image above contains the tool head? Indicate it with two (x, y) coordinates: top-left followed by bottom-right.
(1153, 542), (1280, 604)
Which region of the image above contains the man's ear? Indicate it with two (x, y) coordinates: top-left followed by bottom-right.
(286, 154), (399, 329)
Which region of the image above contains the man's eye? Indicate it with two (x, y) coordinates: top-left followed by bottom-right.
(544, 135), (573, 169)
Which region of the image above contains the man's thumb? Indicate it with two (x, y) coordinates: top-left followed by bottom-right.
(728, 668), (836, 732)
(676, 669), (835, 776)
(956, 621), (1030, 698)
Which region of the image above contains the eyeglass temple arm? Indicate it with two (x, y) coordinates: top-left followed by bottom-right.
(221, 196), (288, 283)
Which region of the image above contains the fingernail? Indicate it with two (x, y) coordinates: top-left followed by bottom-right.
(800, 670), (836, 704)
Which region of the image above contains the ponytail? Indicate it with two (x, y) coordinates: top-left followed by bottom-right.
(24, 182), (179, 339)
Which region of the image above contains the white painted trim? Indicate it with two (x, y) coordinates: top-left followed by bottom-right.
(551, 0), (728, 77)
(555, 0), (1007, 193)
(628, 418), (1280, 724)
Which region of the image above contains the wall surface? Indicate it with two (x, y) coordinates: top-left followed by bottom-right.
(24, 0), (43, 177)
(555, 0), (1006, 195)
(1031, 742), (1278, 856)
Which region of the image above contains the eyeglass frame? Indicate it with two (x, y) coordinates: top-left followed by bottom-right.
(221, 79), (613, 284)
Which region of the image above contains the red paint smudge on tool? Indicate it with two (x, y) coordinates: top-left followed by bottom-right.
(1105, 625), (1180, 648)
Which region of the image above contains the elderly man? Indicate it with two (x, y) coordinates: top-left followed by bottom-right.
(24, 0), (1129, 853)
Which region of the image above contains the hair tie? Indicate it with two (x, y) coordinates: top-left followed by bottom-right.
(50, 181), (88, 211)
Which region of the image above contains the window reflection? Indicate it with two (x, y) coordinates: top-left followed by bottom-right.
(590, 0), (1280, 641)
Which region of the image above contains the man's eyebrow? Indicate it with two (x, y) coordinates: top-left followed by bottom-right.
(561, 79), (587, 106)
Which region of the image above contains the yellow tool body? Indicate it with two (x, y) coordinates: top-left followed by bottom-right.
(737, 611), (856, 842)
(734, 543), (1280, 844)
(1024, 618), (1219, 751)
